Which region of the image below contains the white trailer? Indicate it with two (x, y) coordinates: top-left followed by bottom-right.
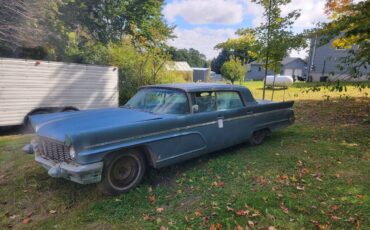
(0, 58), (118, 128)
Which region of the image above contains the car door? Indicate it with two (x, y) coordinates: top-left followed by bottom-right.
(215, 91), (253, 147)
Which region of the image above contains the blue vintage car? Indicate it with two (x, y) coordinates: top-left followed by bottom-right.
(26, 83), (294, 195)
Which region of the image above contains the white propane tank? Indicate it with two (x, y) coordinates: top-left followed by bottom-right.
(266, 75), (293, 88)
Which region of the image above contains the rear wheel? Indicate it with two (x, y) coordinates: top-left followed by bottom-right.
(99, 150), (146, 195)
(249, 129), (268, 146)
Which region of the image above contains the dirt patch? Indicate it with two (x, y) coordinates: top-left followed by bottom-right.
(149, 170), (177, 188)
(294, 97), (370, 126)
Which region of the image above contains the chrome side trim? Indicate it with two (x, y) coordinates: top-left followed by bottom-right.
(84, 108), (290, 150)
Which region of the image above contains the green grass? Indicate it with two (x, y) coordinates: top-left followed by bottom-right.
(0, 82), (369, 229)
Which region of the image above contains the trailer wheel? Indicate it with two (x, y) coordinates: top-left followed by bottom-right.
(23, 110), (49, 133)
(62, 107), (79, 112)
(249, 129), (268, 146)
(99, 150), (146, 195)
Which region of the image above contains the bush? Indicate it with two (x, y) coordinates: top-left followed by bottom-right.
(221, 58), (246, 84)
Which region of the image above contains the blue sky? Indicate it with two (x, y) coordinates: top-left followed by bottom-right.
(162, 0), (329, 60)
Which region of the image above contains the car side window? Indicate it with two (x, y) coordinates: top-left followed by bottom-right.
(191, 91), (217, 113)
(216, 91), (244, 111)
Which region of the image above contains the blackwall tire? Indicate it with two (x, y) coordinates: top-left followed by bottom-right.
(249, 130), (267, 146)
(99, 150), (146, 196)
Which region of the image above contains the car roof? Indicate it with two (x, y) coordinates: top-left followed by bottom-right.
(143, 83), (246, 92)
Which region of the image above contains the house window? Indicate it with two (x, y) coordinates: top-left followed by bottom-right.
(258, 66), (262, 71)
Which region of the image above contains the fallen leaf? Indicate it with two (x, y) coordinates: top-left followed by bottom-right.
(356, 194), (364, 199)
(290, 175), (297, 182)
(22, 218), (32, 224)
(226, 205), (234, 212)
(143, 214), (151, 221)
(256, 176), (267, 185)
(236, 209), (249, 216)
(247, 220), (255, 228)
(280, 203), (289, 214)
(335, 173), (341, 178)
(331, 215), (341, 221)
(236, 225), (244, 230)
(330, 205), (339, 211)
(156, 207), (165, 213)
(302, 167), (309, 175)
(280, 175), (288, 180)
(148, 195), (156, 203)
(251, 211), (261, 217)
(160, 226), (168, 230)
(296, 186), (305, 191)
(49, 210), (57, 214)
(194, 209), (202, 217)
(212, 181), (225, 187)
(209, 223), (223, 230)
(318, 224), (329, 230)
(9, 214), (18, 219)
(268, 226), (276, 230)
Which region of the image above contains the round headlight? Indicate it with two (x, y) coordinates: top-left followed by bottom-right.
(69, 146), (76, 159)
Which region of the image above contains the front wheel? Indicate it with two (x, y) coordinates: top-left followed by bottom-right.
(99, 150), (146, 195)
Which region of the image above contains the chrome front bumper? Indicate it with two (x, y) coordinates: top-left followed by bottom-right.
(29, 137), (103, 185)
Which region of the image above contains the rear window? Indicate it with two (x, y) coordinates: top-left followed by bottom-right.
(216, 91), (244, 111)
(191, 91), (244, 113)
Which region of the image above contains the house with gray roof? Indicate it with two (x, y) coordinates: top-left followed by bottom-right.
(307, 37), (370, 82)
(246, 57), (307, 81)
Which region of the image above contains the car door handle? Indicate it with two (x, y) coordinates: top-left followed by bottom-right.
(217, 116), (224, 119)
(246, 111), (253, 115)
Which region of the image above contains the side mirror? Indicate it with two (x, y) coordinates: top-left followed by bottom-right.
(192, 104), (199, 113)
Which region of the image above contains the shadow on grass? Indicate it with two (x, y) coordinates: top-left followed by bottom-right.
(145, 133), (288, 189)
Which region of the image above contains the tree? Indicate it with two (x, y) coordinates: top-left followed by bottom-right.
(0, 0), (61, 58)
(168, 47), (207, 67)
(211, 49), (231, 74)
(215, 29), (257, 65)
(251, 0), (305, 99)
(317, 0), (370, 78)
(58, 0), (172, 45)
(221, 58), (246, 84)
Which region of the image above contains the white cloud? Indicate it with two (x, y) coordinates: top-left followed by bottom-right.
(163, 0), (244, 25)
(165, 0), (330, 60)
(168, 27), (237, 59)
(246, 0), (329, 32)
(281, 0), (329, 32)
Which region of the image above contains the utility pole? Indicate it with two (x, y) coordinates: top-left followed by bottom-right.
(262, 0), (272, 100)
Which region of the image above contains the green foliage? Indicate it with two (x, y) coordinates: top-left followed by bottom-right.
(168, 47), (207, 67)
(215, 29), (257, 65)
(315, 0), (370, 78)
(252, 0), (306, 74)
(107, 38), (175, 104)
(211, 49), (231, 74)
(221, 58), (246, 84)
(108, 40), (152, 103)
(58, 0), (172, 45)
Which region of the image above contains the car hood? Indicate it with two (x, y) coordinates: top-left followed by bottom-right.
(30, 108), (163, 142)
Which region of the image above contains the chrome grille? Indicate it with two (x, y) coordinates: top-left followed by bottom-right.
(40, 138), (71, 162)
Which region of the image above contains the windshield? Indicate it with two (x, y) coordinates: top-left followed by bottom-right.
(124, 88), (189, 115)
